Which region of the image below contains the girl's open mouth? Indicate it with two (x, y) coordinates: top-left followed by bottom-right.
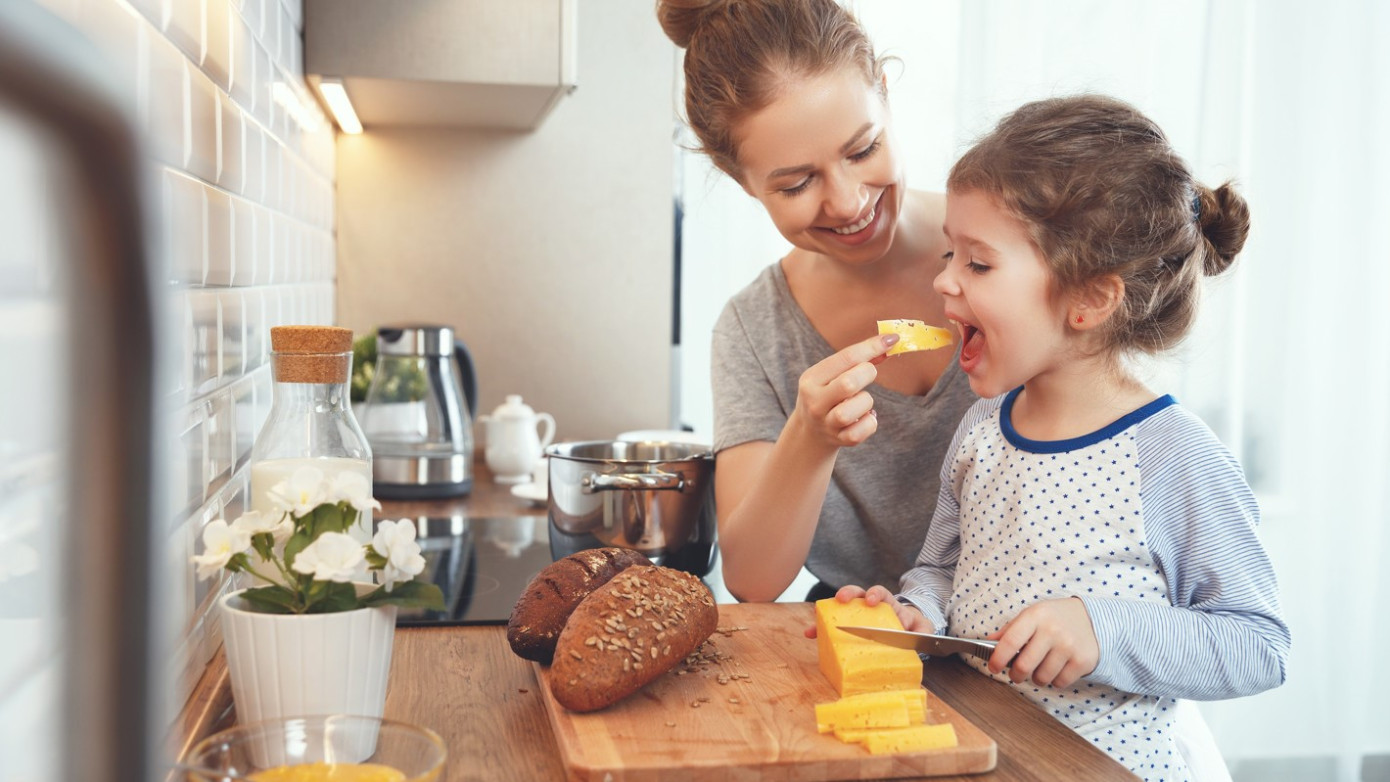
(954, 321), (984, 370)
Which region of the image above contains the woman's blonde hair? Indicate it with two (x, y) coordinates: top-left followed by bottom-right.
(656, 0), (885, 180)
(949, 94), (1251, 355)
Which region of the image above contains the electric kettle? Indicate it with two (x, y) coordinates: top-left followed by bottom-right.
(359, 323), (478, 498)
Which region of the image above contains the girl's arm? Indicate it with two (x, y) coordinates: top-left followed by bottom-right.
(897, 479), (960, 632)
(1081, 410), (1290, 699)
(897, 410), (982, 631)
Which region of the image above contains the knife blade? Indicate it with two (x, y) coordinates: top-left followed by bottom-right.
(836, 625), (998, 661)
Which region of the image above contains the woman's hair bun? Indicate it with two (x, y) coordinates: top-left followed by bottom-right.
(656, 0), (725, 49)
(1197, 181), (1251, 277)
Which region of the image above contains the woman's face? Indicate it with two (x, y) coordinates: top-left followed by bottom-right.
(733, 66), (904, 265)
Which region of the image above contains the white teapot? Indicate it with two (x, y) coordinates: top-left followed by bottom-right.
(479, 394), (556, 484)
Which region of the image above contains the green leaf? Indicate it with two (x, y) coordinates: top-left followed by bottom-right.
(225, 552), (250, 573)
(283, 529), (312, 571)
(315, 503), (347, 535)
(238, 586), (300, 614)
(306, 582), (360, 613)
(250, 532), (275, 562)
(359, 580), (445, 611)
(364, 549), (387, 569)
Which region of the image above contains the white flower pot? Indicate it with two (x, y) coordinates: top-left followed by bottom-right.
(219, 584), (397, 762)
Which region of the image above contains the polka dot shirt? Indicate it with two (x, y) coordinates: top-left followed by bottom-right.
(899, 389), (1290, 782)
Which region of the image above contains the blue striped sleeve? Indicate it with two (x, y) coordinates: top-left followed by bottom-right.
(897, 396), (1003, 632)
(1082, 405), (1290, 699)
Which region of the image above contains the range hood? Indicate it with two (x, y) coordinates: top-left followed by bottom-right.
(305, 0), (576, 131)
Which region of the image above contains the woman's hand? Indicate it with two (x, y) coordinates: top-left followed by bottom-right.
(791, 333), (899, 449)
(987, 597), (1099, 688)
(803, 583), (935, 637)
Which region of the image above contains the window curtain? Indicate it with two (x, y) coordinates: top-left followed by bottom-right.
(677, 2), (1389, 774)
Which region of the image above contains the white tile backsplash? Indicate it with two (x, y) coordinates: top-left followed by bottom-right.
(145, 31), (187, 168)
(217, 91), (243, 192)
(230, 195), (255, 285)
(229, 14), (254, 110)
(165, 169), (206, 284)
(204, 0), (231, 90)
(166, 0), (202, 65)
(0, 0), (338, 736)
(218, 288), (245, 375)
(205, 184), (232, 285)
(187, 61), (218, 182)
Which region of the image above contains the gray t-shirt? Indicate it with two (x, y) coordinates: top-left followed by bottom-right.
(711, 263), (978, 592)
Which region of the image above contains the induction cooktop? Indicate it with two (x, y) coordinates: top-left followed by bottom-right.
(390, 516), (556, 627)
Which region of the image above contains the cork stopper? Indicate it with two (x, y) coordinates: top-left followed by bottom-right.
(270, 325), (354, 384)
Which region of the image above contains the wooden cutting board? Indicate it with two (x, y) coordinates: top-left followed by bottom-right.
(533, 602), (996, 781)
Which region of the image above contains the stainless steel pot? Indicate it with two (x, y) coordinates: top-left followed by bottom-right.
(545, 440), (717, 576)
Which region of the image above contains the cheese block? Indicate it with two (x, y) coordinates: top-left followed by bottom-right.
(815, 688), (928, 733)
(815, 598), (923, 697)
(860, 723), (959, 755)
(876, 319), (953, 356)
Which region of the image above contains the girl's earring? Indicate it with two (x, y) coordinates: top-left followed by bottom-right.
(1075, 316), (1084, 324)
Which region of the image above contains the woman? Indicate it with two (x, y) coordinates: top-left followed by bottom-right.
(657, 0), (976, 602)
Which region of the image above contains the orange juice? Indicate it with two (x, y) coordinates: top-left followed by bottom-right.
(248, 762), (406, 782)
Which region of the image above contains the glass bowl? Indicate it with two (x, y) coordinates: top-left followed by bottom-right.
(177, 714), (446, 782)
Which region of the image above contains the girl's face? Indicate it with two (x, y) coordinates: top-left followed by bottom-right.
(733, 66), (904, 265)
(934, 188), (1072, 398)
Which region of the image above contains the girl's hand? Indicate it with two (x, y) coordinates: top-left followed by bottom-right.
(987, 597), (1099, 688)
(793, 333), (899, 449)
(804, 583), (934, 637)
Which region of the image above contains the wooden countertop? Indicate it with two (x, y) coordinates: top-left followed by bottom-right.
(387, 622), (1137, 782)
(172, 454), (1138, 781)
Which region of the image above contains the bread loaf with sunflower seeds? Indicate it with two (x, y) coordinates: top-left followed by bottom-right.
(548, 565), (718, 712)
(507, 547), (652, 664)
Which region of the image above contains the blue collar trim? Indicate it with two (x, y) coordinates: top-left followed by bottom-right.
(1000, 387), (1178, 453)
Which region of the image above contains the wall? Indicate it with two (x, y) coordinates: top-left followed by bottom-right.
(334, 4), (676, 442)
(0, 0), (335, 767)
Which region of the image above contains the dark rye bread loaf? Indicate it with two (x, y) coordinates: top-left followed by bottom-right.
(548, 565), (718, 713)
(507, 547), (652, 664)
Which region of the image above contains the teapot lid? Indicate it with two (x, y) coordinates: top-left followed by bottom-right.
(490, 394), (536, 419)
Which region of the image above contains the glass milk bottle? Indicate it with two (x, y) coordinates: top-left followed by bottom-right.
(250, 326), (373, 546)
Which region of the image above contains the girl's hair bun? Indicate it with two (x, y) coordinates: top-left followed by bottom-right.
(1197, 182), (1251, 277)
(656, 0), (724, 49)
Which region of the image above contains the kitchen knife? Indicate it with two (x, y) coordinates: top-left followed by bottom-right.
(836, 626), (998, 661)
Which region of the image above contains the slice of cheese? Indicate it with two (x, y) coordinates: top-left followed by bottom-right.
(876, 319), (953, 356)
(815, 688), (928, 733)
(815, 598), (924, 697)
(859, 723), (959, 755)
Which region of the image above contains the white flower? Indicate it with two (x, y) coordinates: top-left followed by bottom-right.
(192, 519), (252, 581)
(291, 532), (365, 583)
(331, 471), (381, 513)
(230, 509), (293, 545)
(266, 466), (328, 517)
(372, 519), (426, 592)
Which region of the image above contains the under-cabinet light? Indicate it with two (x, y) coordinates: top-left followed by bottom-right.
(317, 78), (363, 134)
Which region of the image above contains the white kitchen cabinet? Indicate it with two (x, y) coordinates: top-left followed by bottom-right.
(304, 0), (576, 131)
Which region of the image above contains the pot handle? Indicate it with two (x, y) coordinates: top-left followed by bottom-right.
(582, 470), (685, 493)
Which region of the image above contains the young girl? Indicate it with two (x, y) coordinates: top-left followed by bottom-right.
(844, 95), (1290, 781)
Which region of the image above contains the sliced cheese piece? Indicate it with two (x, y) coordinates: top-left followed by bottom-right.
(815, 598), (923, 697)
(860, 723), (959, 755)
(815, 690), (913, 734)
(816, 688), (928, 733)
(876, 319), (953, 356)
(833, 727), (875, 744)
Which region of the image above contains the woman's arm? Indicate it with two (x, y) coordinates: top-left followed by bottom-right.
(716, 332), (899, 602)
